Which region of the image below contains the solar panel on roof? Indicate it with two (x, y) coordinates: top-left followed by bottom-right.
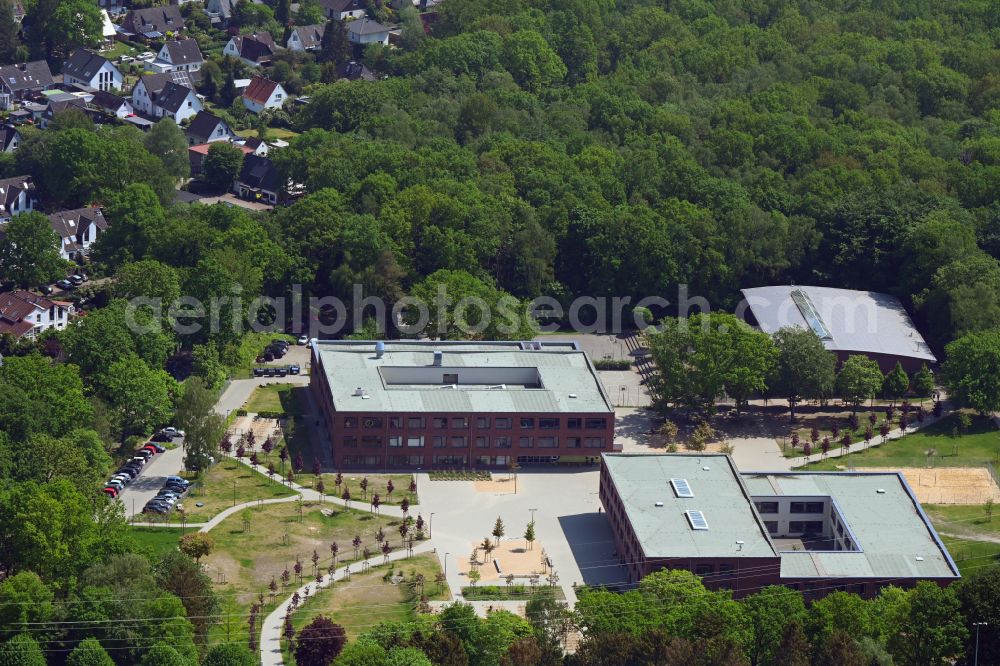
(685, 510), (709, 530)
(670, 478), (693, 498)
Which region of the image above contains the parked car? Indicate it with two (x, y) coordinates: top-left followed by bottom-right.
(38, 285), (53, 295)
(102, 487), (118, 498)
(143, 503), (168, 514)
(151, 431), (172, 442)
(56, 279), (74, 290)
(147, 442), (166, 453)
(256, 355), (266, 364)
(276, 367), (288, 377)
(272, 339), (289, 348)
(289, 365), (300, 375)
(298, 335), (309, 345)
(161, 427), (185, 438)
(69, 274), (84, 286)
(265, 367), (277, 377)
(263, 351), (274, 362)
(253, 367), (265, 377)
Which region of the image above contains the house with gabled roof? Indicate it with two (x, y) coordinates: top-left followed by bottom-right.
(347, 18), (390, 45)
(0, 61), (54, 110)
(0, 290), (70, 340)
(0, 176), (36, 222)
(0, 126), (20, 153)
(287, 24), (326, 51)
(205, 0), (236, 25)
(62, 49), (122, 92)
(234, 154), (282, 204)
(241, 75), (286, 114)
(185, 110), (235, 146)
(152, 81), (202, 124)
(90, 90), (133, 119)
(154, 39), (204, 73)
(121, 5), (184, 38)
(47, 207), (109, 261)
(318, 0), (366, 21)
(223, 32), (277, 68)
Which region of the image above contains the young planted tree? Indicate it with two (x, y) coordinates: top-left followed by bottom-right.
(882, 362), (910, 405)
(371, 493), (380, 514)
(352, 535), (361, 559)
(913, 364), (935, 400)
(492, 517), (506, 546)
(524, 521), (536, 551)
(359, 477), (368, 500)
(179, 533), (214, 563)
(836, 355), (884, 415)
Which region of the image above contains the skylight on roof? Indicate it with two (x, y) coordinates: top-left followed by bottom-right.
(685, 510), (708, 530)
(670, 478), (693, 498)
(790, 289), (833, 341)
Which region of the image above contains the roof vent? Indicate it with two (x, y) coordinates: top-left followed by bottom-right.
(375, 340), (384, 358)
(432, 350), (442, 366)
(702, 466), (711, 471)
(568, 393), (577, 398)
(654, 501), (663, 507)
(352, 387), (365, 397)
(915, 556), (924, 562)
(670, 478), (693, 498)
(489, 384), (506, 390)
(876, 488), (886, 494)
(685, 510), (709, 531)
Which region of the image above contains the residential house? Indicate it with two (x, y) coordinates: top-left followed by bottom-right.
(62, 49), (122, 92)
(40, 95), (101, 128)
(0, 126), (20, 153)
(287, 24), (325, 51)
(347, 18), (390, 46)
(241, 76), (286, 114)
(121, 5), (184, 38)
(99, 10), (116, 43)
(47, 207), (109, 260)
(154, 39), (204, 73)
(188, 142), (252, 177)
(90, 90), (133, 119)
(234, 154), (282, 204)
(0, 176), (36, 222)
(0, 290), (70, 340)
(239, 136), (268, 156)
(0, 61), (54, 109)
(132, 72), (199, 120)
(337, 61), (376, 81)
(318, 0), (366, 21)
(205, 0), (236, 25)
(223, 32), (276, 68)
(185, 110), (235, 145)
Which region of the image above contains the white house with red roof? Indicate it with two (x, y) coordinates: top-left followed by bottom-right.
(241, 75), (286, 114)
(0, 290), (70, 340)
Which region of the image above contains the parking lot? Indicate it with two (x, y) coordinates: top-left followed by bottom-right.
(117, 437), (186, 518)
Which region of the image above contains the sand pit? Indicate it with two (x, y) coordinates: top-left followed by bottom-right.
(458, 539), (550, 583)
(473, 477), (517, 494)
(857, 467), (1000, 504)
(230, 415), (282, 443)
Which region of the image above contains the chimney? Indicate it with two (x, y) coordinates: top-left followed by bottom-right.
(433, 350), (442, 367)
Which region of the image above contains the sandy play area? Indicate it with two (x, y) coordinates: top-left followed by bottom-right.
(473, 477), (517, 494)
(457, 539), (550, 583)
(858, 467), (1000, 504)
(230, 415), (282, 443)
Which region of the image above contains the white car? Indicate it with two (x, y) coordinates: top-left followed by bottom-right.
(298, 335), (309, 345)
(161, 427), (185, 438)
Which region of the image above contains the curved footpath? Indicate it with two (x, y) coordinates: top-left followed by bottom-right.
(259, 542), (437, 666)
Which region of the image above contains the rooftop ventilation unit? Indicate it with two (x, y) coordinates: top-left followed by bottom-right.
(352, 387), (365, 397)
(670, 478), (693, 498)
(654, 501), (663, 507)
(432, 350), (442, 366)
(375, 340), (384, 358)
(489, 384), (507, 390)
(685, 510), (709, 531)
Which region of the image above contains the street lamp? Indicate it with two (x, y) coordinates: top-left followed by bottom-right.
(974, 621), (988, 665)
(444, 552), (449, 577)
(430, 512), (434, 539)
(530, 508), (538, 523)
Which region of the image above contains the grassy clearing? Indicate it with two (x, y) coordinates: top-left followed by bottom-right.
(164, 459), (295, 524)
(236, 127), (300, 140)
(940, 536), (1000, 575)
(282, 553), (449, 655)
(244, 384), (306, 415)
(129, 526), (181, 559)
(925, 504), (1000, 539)
(462, 585), (565, 601)
(203, 500), (408, 646)
(319, 473), (419, 506)
(800, 413), (999, 470)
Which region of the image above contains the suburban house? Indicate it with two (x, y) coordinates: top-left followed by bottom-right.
(47, 207), (109, 261)
(318, 0), (366, 21)
(223, 32), (277, 68)
(0, 61), (54, 109)
(132, 72), (200, 121)
(152, 81), (202, 123)
(188, 142), (252, 177)
(62, 49), (122, 92)
(205, 0), (236, 25)
(0, 290), (70, 340)
(233, 154), (282, 204)
(0, 126), (20, 153)
(121, 5), (184, 39)
(90, 90), (132, 118)
(99, 9), (116, 44)
(287, 24), (325, 51)
(0, 175), (36, 222)
(40, 95), (100, 128)
(347, 18), (390, 46)
(240, 136), (269, 156)
(153, 39), (204, 73)
(337, 61), (376, 81)
(241, 76), (286, 114)
(185, 110), (235, 145)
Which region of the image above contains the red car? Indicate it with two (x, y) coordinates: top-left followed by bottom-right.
(102, 487), (118, 499)
(142, 444), (158, 454)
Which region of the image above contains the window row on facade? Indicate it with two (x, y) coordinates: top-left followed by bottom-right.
(340, 435), (606, 449)
(340, 455), (571, 467)
(340, 415), (609, 430)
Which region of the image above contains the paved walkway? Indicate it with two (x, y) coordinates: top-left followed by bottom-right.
(259, 542), (436, 666)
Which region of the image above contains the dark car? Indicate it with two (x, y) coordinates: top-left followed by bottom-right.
(276, 367), (288, 377)
(271, 339), (289, 349)
(163, 483), (188, 494)
(143, 503), (168, 514)
(255, 355), (266, 364)
(253, 367), (265, 377)
(151, 431), (172, 442)
(135, 449), (153, 460)
(69, 274), (84, 286)
(265, 367), (277, 377)
(263, 351), (274, 362)
(56, 279), (74, 290)
(38, 285), (53, 295)
(289, 365), (300, 375)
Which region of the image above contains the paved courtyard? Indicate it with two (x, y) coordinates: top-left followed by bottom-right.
(415, 469), (627, 605)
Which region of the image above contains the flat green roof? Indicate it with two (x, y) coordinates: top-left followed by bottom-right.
(602, 454), (777, 559)
(312, 340), (614, 414)
(742, 472), (959, 579)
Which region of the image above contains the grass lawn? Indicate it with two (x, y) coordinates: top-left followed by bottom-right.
(166, 459), (295, 524)
(462, 585), (565, 601)
(319, 473), (420, 506)
(236, 127), (300, 140)
(244, 384), (307, 415)
(800, 413), (999, 470)
(203, 499), (409, 646)
(100, 42), (138, 60)
(282, 552), (449, 658)
(925, 504), (1000, 540)
(940, 536), (1000, 575)
(128, 526), (181, 559)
